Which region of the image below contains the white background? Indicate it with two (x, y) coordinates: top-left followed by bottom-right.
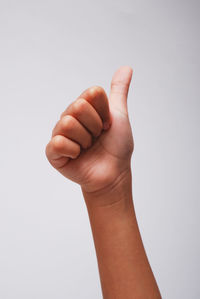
(0, 0), (199, 298)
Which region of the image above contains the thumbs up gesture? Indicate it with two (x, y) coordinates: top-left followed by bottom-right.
(45, 66), (134, 196)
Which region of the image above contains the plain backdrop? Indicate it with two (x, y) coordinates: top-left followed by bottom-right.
(0, 0), (199, 298)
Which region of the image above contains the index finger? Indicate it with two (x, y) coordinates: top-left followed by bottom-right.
(78, 86), (111, 130)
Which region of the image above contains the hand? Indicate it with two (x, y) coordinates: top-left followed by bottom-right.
(45, 66), (134, 194)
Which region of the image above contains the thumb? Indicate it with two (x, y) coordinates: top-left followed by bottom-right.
(109, 66), (133, 115)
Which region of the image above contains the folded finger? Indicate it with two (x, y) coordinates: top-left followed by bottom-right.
(52, 115), (92, 149)
(45, 135), (80, 168)
(61, 98), (103, 137)
(78, 86), (111, 129)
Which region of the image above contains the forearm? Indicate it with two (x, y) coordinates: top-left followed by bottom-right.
(46, 66), (161, 298)
(82, 169), (161, 299)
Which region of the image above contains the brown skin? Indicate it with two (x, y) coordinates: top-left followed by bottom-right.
(45, 66), (161, 298)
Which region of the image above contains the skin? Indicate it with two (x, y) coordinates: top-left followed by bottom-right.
(45, 66), (161, 298)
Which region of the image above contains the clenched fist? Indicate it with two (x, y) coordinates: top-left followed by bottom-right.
(45, 66), (134, 195)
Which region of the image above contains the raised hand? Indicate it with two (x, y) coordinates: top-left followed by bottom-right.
(45, 66), (134, 194)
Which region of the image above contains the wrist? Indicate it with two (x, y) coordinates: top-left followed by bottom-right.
(82, 167), (136, 245)
(81, 167), (133, 210)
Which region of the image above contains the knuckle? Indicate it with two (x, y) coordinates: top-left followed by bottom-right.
(60, 109), (68, 119)
(110, 80), (128, 95)
(73, 98), (87, 116)
(89, 85), (105, 97)
(60, 115), (75, 132)
(51, 135), (65, 152)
